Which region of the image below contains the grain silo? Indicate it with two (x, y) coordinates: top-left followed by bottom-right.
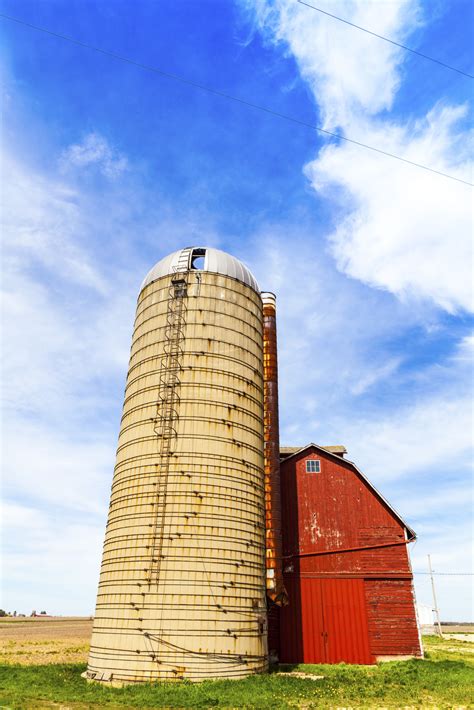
(85, 246), (268, 683)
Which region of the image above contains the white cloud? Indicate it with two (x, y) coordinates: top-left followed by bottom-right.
(251, 0), (420, 128)
(398, 485), (472, 520)
(453, 333), (474, 361)
(60, 132), (128, 179)
(341, 392), (473, 483)
(2, 502), (104, 615)
(247, 0), (473, 313)
(349, 357), (402, 395)
(248, 229), (425, 425)
(2, 418), (114, 515)
(307, 104), (473, 313)
(1, 156), (137, 419)
(2, 152), (106, 292)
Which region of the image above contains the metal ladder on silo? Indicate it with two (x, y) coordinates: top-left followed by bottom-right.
(147, 251), (190, 588)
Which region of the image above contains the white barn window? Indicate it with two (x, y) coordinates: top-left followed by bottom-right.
(306, 459), (321, 473)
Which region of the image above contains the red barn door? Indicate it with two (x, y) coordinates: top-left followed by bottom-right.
(280, 577), (374, 664)
(320, 578), (373, 664)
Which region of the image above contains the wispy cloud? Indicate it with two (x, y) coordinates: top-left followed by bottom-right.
(349, 357), (403, 396)
(248, 229), (427, 422)
(453, 333), (474, 361)
(3, 502), (104, 615)
(1, 152), (139, 420)
(1, 145), (138, 613)
(342, 391), (473, 483)
(60, 132), (128, 179)
(3, 152), (106, 292)
(398, 485), (473, 520)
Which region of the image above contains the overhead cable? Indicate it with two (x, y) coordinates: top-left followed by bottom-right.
(297, 0), (474, 80)
(413, 572), (474, 576)
(0, 12), (472, 187)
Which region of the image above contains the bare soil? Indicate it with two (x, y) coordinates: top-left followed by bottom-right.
(440, 624), (474, 633)
(0, 617), (93, 665)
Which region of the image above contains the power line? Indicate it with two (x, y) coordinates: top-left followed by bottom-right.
(1, 12), (472, 188)
(414, 572), (474, 576)
(297, 0), (474, 80)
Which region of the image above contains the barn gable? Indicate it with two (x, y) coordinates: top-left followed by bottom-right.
(280, 443), (415, 542)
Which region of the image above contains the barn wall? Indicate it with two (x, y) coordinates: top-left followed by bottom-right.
(280, 448), (422, 661)
(365, 579), (422, 658)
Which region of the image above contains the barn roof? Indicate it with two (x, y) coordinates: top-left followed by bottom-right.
(280, 443), (416, 541)
(281, 445), (347, 458)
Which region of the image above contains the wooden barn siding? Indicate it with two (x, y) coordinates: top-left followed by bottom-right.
(280, 448), (422, 659)
(282, 450), (408, 567)
(365, 579), (421, 656)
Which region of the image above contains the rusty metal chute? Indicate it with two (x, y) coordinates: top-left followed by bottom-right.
(261, 292), (288, 608)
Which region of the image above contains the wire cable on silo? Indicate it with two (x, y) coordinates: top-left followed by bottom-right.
(114, 445), (264, 479)
(138, 601), (267, 668)
(134, 288), (263, 337)
(110, 461), (265, 493)
(174, 432), (266, 620)
(194, 537), (261, 620)
(90, 627), (268, 673)
(0, 12), (472, 186)
(145, 632), (267, 665)
(92, 638), (265, 667)
(109, 481), (263, 511)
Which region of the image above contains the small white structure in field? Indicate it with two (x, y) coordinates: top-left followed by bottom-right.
(417, 603), (435, 633)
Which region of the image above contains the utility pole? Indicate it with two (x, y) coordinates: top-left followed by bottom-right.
(428, 554), (443, 637)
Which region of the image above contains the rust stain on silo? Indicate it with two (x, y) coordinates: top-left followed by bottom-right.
(262, 292), (288, 607)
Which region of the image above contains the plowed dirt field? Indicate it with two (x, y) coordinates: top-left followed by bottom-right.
(0, 617), (92, 665)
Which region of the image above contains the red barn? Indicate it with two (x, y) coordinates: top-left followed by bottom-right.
(277, 444), (422, 664)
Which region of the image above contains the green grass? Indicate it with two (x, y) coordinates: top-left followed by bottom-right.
(0, 637), (472, 709)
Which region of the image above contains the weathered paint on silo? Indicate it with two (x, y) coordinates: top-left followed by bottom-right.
(86, 248), (268, 683)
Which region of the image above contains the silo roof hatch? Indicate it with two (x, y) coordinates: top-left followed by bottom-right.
(141, 246), (259, 293)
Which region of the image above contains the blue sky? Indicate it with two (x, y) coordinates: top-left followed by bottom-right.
(1, 0), (473, 620)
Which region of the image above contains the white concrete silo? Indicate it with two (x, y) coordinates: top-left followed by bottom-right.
(86, 246), (268, 682)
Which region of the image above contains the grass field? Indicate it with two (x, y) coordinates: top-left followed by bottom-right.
(0, 619), (473, 709)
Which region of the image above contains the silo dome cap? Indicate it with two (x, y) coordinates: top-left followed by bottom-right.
(141, 246), (260, 293)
